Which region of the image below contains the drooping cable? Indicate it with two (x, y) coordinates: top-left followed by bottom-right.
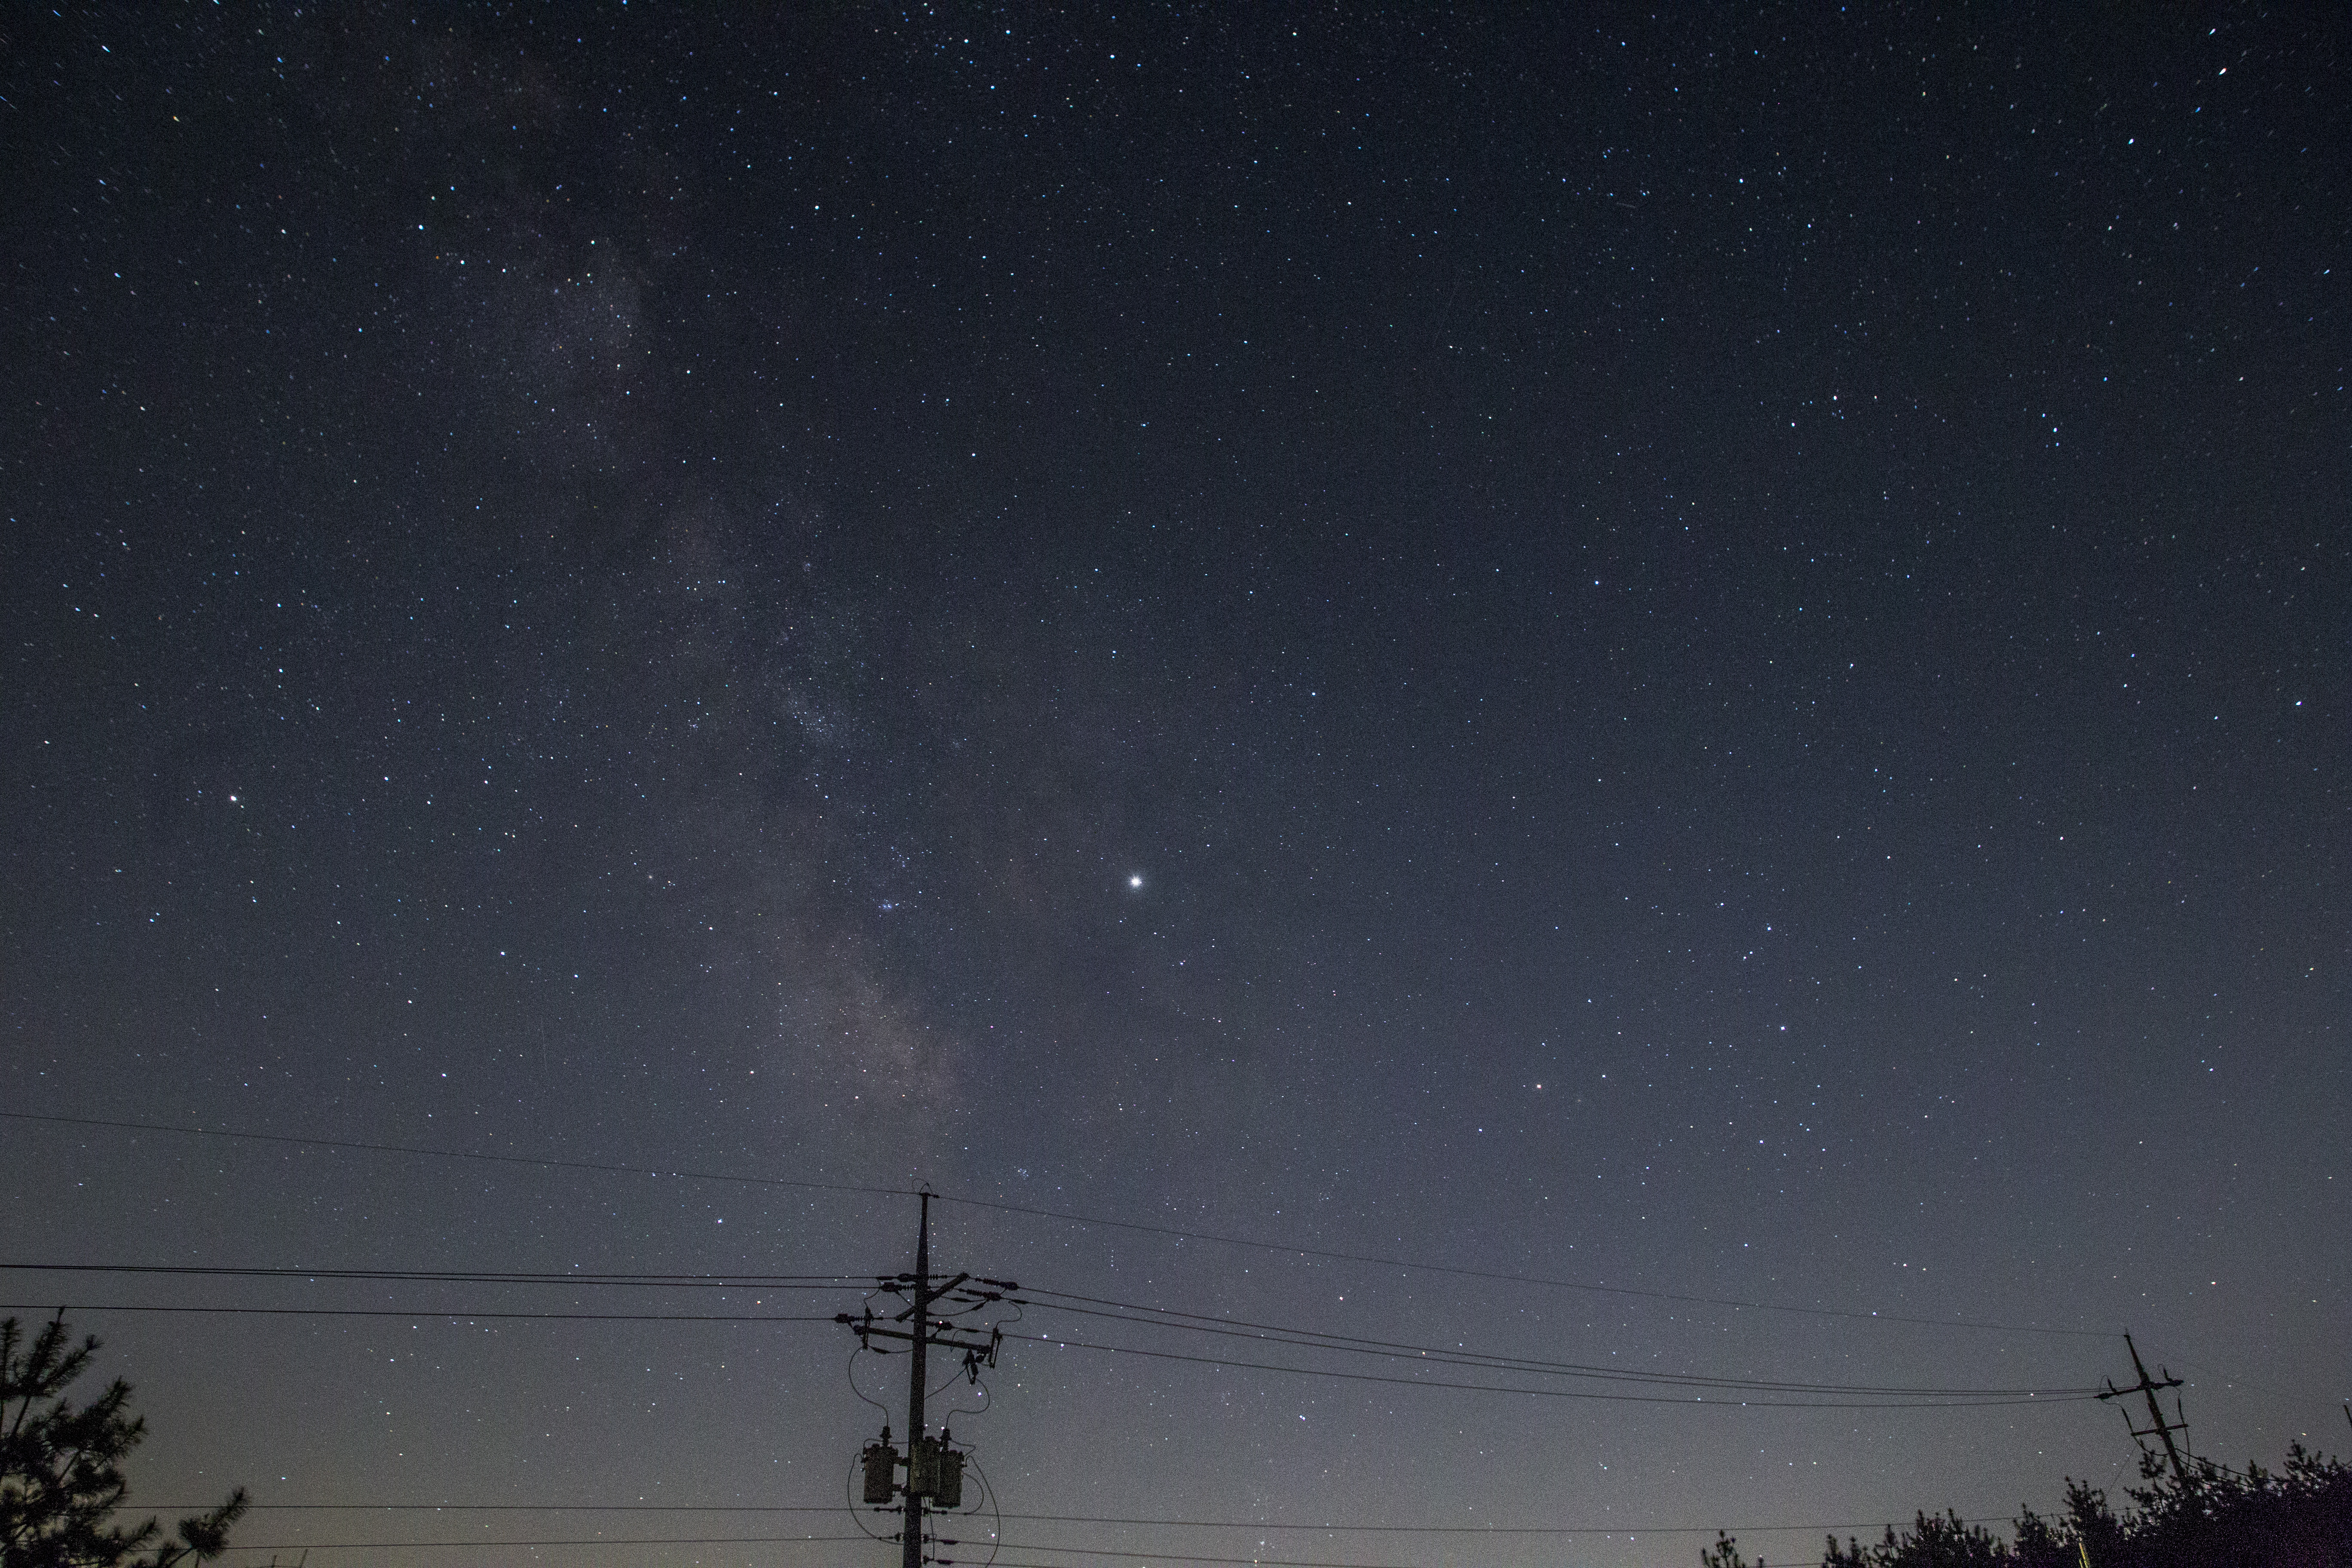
(848, 1452), (896, 1544)
(999, 1330), (2101, 1410)
(6, 1109), (2113, 1338)
(0, 1302), (835, 1324)
(1008, 1286), (2100, 1399)
(0, 1262), (861, 1288)
(0, 1109), (904, 1200)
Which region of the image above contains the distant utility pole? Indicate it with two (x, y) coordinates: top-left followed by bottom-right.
(2098, 1332), (2190, 1483)
(840, 1192), (1014, 1568)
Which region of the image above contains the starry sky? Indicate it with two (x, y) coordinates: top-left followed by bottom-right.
(3, 6), (2346, 1567)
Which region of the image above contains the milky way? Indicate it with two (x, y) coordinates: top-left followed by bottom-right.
(4, 9), (2346, 1568)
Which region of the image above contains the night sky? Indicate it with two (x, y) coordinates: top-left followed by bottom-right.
(3, 6), (2346, 1568)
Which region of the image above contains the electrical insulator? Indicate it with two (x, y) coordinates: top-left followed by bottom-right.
(861, 1439), (899, 1505)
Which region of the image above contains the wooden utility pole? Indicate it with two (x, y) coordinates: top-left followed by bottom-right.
(841, 1194), (1011, 1568)
(901, 1192), (931, 1568)
(2099, 1332), (2190, 1483)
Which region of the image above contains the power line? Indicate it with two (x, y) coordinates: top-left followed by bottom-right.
(980, 1560), (1401, 1568)
(15, 1307), (2070, 1405)
(936, 1188), (2114, 1339)
(0, 1263), (861, 1289)
(0, 1302), (836, 1324)
(0, 1262), (2096, 1400)
(162, 1534), (2027, 1566)
(1019, 1287), (2081, 1394)
(147, 1503), (2022, 1537)
(222, 1537), (872, 1551)
(1011, 1286), (2099, 1399)
(194, 1548), (1467, 1566)
(0, 1264), (2089, 1398)
(1003, 1331), (2098, 1409)
(979, 1535), (2024, 1568)
(0, 1110), (905, 1200)
(6, 1109), (2113, 1339)
(1004, 1513), (2011, 1536)
(164, 1505), (852, 1513)
(976, 1552), (1459, 1568)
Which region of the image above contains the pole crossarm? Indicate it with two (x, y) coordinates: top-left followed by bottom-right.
(2097, 1332), (2191, 1483)
(839, 1195), (1019, 1564)
(895, 1274), (971, 1319)
(839, 1314), (1001, 1360)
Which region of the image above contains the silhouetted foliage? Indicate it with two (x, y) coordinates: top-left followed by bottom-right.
(1700, 1446), (2352, 1568)
(0, 1316), (246, 1568)
(2088, 1447), (2352, 1568)
(1821, 1509), (2018, 1568)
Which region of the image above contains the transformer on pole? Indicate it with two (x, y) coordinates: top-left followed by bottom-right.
(838, 1192), (1012, 1565)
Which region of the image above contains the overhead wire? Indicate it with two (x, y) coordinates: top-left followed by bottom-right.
(1, 1261), (2097, 1401)
(929, 1188), (2115, 1339)
(5, 1108), (2114, 1340)
(204, 1541), (2013, 1567)
(145, 1502), (2024, 1535)
(1008, 1285), (2099, 1399)
(0, 1111), (2151, 1551)
(847, 1344), (894, 1422)
(968, 1550), (1438, 1568)
(0, 1110), (904, 1200)
(0, 1299), (2082, 1406)
(995, 1510), (2019, 1536)
(847, 1453), (897, 1545)
(0, 1302), (836, 1324)
(965, 1450), (1005, 1568)
(1000, 1330), (2099, 1409)
(0, 1262), (861, 1288)
(220, 1536), (873, 1552)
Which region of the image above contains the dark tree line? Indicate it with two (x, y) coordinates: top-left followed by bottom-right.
(1703, 1446), (2352, 1568)
(1, 1316), (245, 1568)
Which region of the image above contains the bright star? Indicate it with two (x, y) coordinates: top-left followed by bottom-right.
(1128, 874), (1144, 889)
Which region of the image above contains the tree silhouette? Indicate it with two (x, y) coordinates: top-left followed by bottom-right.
(1821, 1510), (2011, 1567)
(1700, 1445), (2352, 1567)
(0, 1315), (246, 1568)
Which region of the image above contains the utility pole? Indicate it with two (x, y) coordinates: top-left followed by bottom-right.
(2098, 1332), (2190, 1483)
(842, 1193), (1013, 1568)
(901, 1192), (930, 1568)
